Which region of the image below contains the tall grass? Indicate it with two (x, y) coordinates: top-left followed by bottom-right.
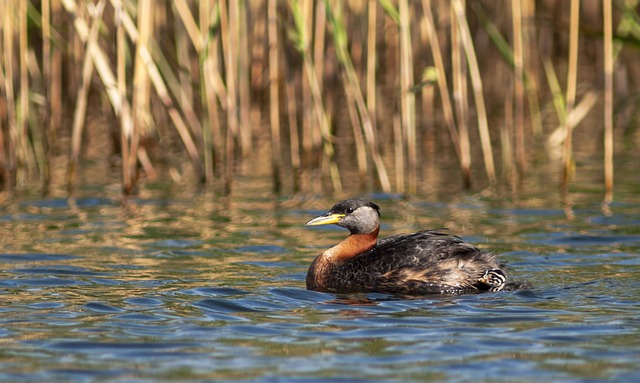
(0, 0), (635, 205)
(603, 0), (614, 208)
(326, 0), (391, 192)
(561, 0), (581, 194)
(268, 0), (283, 192)
(420, 0), (465, 186)
(290, 0), (342, 193)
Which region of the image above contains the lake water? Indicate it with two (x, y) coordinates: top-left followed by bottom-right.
(1, 179), (639, 382)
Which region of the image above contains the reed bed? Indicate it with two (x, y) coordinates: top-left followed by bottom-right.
(0, 0), (637, 205)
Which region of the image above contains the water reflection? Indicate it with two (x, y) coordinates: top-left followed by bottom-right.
(1, 189), (639, 382)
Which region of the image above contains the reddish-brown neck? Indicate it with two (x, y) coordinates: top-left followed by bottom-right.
(323, 226), (380, 263)
(307, 226), (380, 291)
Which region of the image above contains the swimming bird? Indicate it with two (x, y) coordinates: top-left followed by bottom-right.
(305, 197), (511, 295)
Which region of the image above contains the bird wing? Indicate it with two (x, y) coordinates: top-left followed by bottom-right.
(356, 230), (499, 291)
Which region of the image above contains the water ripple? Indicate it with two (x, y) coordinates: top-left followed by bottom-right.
(0, 253), (78, 262)
(10, 266), (105, 277)
(1, 194), (639, 382)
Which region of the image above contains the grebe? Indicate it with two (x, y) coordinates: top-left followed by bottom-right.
(305, 197), (513, 295)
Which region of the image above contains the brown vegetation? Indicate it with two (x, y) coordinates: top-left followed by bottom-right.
(0, 1), (637, 203)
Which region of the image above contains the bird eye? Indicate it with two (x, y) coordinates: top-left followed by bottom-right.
(346, 207), (354, 214)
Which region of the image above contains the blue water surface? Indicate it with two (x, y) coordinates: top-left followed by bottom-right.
(1, 191), (639, 382)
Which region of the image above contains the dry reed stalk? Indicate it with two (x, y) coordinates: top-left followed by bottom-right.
(0, 1), (6, 187)
(420, 1), (462, 172)
(297, 0), (324, 168)
(470, 1), (543, 146)
(562, 0), (580, 190)
(3, 1), (18, 187)
(19, 0), (34, 182)
(546, 91), (598, 160)
(603, 0), (614, 205)
(116, 3), (134, 193)
(173, 3), (194, 108)
(542, 57), (565, 122)
(450, 1), (471, 188)
(366, 0), (377, 139)
(0, 120), (5, 189)
(61, 0), (123, 121)
(219, 0), (237, 191)
(393, 114), (405, 193)
(342, 68), (369, 185)
(195, 0), (210, 183)
(129, 0), (155, 191)
(417, 10), (435, 167)
(116, 0), (207, 184)
(365, 1), (378, 187)
(206, 38), (224, 182)
(380, 0), (398, 90)
(42, 0), (51, 134)
(326, 0), (390, 192)
(290, 0), (342, 192)
(237, 1), (253, 158)
(512, 0), (525, 180)
(398, 0), (416, 193)
(0, 122), (5, 189)
(110, 0), (138, 42)
(301, 0), (315, 161)
(139, 45), (204, 181)
(284, 18), (301, 192)
(284, 67), (302, 191)
(268, 0), (282, 192)
(451, 0), (496, 185)
(67, 0), (106, 194)
(173, 0), (202, 51)
(113, 0), (205, 186)
(40, 0), (53, 189)
(146, 38), (204, 146)
(171, 0), (206, 164)
(249, 2), (267, 92)
(502, 87), (514, 189)
(311, 0), (326, 152)
(325, 0), (368, 183)
(203, 45), (228, 111)
(521, 0), (543, 140)
(69, 6), (84, 106)
(224, 0), (251, 160)
(199, 0), (219, 184)
(50, 0), (63, 149)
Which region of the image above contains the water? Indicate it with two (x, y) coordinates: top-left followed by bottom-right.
(1, 185), (639, 382)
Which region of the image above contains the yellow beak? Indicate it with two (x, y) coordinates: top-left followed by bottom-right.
(305, 213), (345, 226)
